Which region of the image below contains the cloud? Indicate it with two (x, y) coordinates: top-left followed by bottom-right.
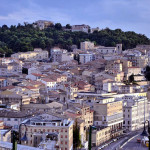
(0, 0), (150, 37)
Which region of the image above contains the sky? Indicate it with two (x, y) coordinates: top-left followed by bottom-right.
(0, 0), (150, 37)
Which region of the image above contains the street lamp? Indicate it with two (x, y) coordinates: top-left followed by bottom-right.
(88, 125), (97, 150)
(12, 131), (17, 150)
(19, 123), (28, 144)
(141, 120), (150, 150)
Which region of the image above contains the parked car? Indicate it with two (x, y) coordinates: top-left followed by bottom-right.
(113, 138), (117, 142)
(137, 138), (141, 143)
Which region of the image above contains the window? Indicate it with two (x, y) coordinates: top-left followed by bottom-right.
(128, 121), (130, 124)
(14, 118), (18, 121)
(7, 118), (11, 121)
(61, 135), (63, 138)
(65, 135), (67, 138)
(65, 141), (67, 144)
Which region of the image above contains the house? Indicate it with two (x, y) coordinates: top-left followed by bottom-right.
(0, 77), (7, 88)
(80, 41), (95, 50)
(72, 24), (90, 33)
(0, 109), (32, 130)
(41, 78), (57, 91)
(34, 20), (54, 30)
(0, 121), (12, 142)
(26, 73), (46, 81)
(96, 44), (122, 54)
(74, 81), (93, 92)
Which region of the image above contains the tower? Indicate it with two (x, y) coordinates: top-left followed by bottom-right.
(116, 44), (122, 54)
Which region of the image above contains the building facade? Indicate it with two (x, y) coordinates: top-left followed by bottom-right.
(21, 114), (74, 150)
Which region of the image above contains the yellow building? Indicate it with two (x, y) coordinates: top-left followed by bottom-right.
(92, 126), (111, 146)
(93, 97), (123, 138)
(11, 48), (48, 61)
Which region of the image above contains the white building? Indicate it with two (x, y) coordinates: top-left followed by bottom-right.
(96, 44), (122, 54)
(72, 24), (90, 33)
(123, 96), (150, 131)
(79, 53), (93, 64)
(34, 20), (54, 30)
(11, 48), (48, 61)
(41, 78), (57, 91)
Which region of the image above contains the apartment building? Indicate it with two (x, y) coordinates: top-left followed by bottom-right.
(0, 62), (22, 76)
(93, 97), (123, 138)
(50, 47), (62, 62)
(123, 96), (150, 131)
(20, 114), (74, 150)
(105, 60), (123, 72)
(124, 67), (141, 80)
(0, 90), (30, 106)
(80, 41), (95, 50)
(79, 53), (93, 64)
(126, 54), (148, 68)
(11, 48), (48, 61)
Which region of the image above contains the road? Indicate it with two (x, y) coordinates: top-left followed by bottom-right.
(93, 129), (146, 150)
(122, 134), (148, 150)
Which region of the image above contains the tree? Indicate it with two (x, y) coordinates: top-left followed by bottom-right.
(129, 74), (134, 83)
(144, 66), (150, 81)
(55, 23), (62, 30)
(73, 121), (81, 149)
(66, 24), (71, 29)
(22, 68), (28, 74)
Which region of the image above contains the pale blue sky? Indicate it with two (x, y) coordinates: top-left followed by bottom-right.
(0, 0), (150, 37)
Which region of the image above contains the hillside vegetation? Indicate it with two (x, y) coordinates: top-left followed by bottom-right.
(0, 23), (150, 56)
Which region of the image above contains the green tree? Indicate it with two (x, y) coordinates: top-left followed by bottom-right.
(129, 74), (134, 83)
(55, 23), (62, 30)
(66, 24), (71, 29)
(73, 121), (81, 149)
(144, 66), (150, 81)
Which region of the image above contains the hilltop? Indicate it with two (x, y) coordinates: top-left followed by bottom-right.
(0, 23), (150, 56)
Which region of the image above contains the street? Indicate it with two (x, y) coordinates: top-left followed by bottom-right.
(93, 129), (148, 150)
(122, 134), (148, 150)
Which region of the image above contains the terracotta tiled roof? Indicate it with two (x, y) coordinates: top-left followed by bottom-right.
(42, 78), (56, 82)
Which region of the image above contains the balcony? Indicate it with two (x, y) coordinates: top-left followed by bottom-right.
(111, 127), (123, 134)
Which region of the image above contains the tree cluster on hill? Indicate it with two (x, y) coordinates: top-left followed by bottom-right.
(0, 23), (150, 56)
